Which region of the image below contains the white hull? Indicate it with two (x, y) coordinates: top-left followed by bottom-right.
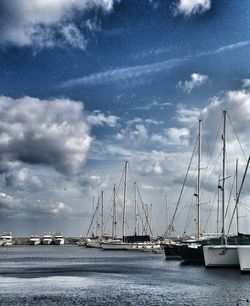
(2, 241), (14, 246)
(126, 242), (161, 252)
(85, 241), (101, 248)
(237, 246), (250, 272)
(100, 242), (129, 250)
(53, 238), (65, 245)
(42, 239), (53, 245)
(29, 239), (41, 245)
(203, 245), (239, 267)
(1, 234), (14, 246)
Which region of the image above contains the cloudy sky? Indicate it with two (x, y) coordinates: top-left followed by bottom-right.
(1, 0), (250, 237)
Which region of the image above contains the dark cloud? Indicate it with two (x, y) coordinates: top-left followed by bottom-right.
(0, 96), (92, 175)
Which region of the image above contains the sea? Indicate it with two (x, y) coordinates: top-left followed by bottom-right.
(0, 245), (249, 306)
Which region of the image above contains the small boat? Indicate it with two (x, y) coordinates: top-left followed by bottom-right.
(29, 235), (41, 245)
(53, 232), (65, 245)
(41, 234), (53, 245)
(0, 233), (14, 246)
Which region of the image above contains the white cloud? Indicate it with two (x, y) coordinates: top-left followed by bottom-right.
(242, 79), (250, 88)
(61, 41), (248, 88)
(5, 168), (43, 191)
(176, 105), (201, 124)
(174, 0), (211, 16)
(0, 0), (116, 49)
(177, 73), (209, 93)
(87, 110), (119, 127)
(0, 96), (92, 175)
(116, 123), (148, 145)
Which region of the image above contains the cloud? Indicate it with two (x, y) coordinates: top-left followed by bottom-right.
(61, 56), (186, 87)
(174, 0), (211, 16)
(0, 191), (71, 218)
(152, 127), (190, 146)
(177, 73), (209, 93)
(116, 124), (148, 144)
(0, 0), (116, 49)
(0, 96), (92, 175)
(5, 168), (43, 192)
(87, 110), (119, 127)
(242, 79), (250, 88)
(61, 41), (248, 88)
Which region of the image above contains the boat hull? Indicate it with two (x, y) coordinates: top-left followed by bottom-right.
(100, 242), (128, 250)
(203, 245), (239, 267)
(163, 244), (182, 260)
(237, 246), (250, 272)
(53, 238), (65, 245)
(29, 239), (41, 245)
(179, 244), (204, 264)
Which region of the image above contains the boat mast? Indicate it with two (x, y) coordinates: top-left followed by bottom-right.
(235, 159), (239, 234)
(101, 190), (104, 237)
(134, 182), (137, 236)
(222, 110), (227, 243)
(196, 119), (202, 239)
(112, 184), (117, 239)
(122, 160), (128, 241)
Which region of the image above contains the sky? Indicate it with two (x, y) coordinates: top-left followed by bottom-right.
(1, 0), (250, 237)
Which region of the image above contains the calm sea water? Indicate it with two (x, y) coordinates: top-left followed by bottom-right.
(0, 245), (249, 306)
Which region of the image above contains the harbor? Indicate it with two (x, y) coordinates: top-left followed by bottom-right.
(1, 0), (250, 305)
(0, 245), (250, 306)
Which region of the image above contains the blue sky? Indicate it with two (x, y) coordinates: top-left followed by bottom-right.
(1, 0), (250, 237)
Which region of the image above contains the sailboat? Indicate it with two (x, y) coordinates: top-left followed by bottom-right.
(203, 110), (241, 267)
(100, 161), (130, 250)
(83, 191), (104, 248)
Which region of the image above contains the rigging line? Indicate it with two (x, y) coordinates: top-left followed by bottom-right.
(225, 170), (236, 218)
(136, 183), (155, 237)
(183, 200), (196, 235)
(203, 117), (223, 172)
(86, 192), (102, 237)
(103, 205), (113, 234)
(203, 188), (218, 232)
(227, 113), (247, 162)
(227, 155), (250, 235)
(240, 204), (250, 213)
(169, 135), (199, 233)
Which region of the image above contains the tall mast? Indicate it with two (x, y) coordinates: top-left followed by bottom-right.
(236, 159), (239, 234)
(112, 184), (117, 239)
(222, 110), (227, 241)
(134, 182), (137, 236)
(196, 119), (202, 239)
(216, 176), (221, 235)
(101, 190), (104, 237)
(122, 160), (128, 241)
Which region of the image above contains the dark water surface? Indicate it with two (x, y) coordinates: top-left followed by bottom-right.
(0, 245), (249, 305)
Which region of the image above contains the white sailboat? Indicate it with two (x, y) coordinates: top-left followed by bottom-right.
(100, 161), (129, 250)
(203, 111), (239, 267)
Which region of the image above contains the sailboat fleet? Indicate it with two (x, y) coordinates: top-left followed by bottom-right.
(80, 161), (161, 252)
(2, 109), (250, 273)
(162, 110), (250, 272)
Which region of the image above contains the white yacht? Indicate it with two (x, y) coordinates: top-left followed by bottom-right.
(0, 233), (14, 246)
(28, 235), (41, 245)
(53, 232), (65, 245)
(42, 234), (53, 245)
